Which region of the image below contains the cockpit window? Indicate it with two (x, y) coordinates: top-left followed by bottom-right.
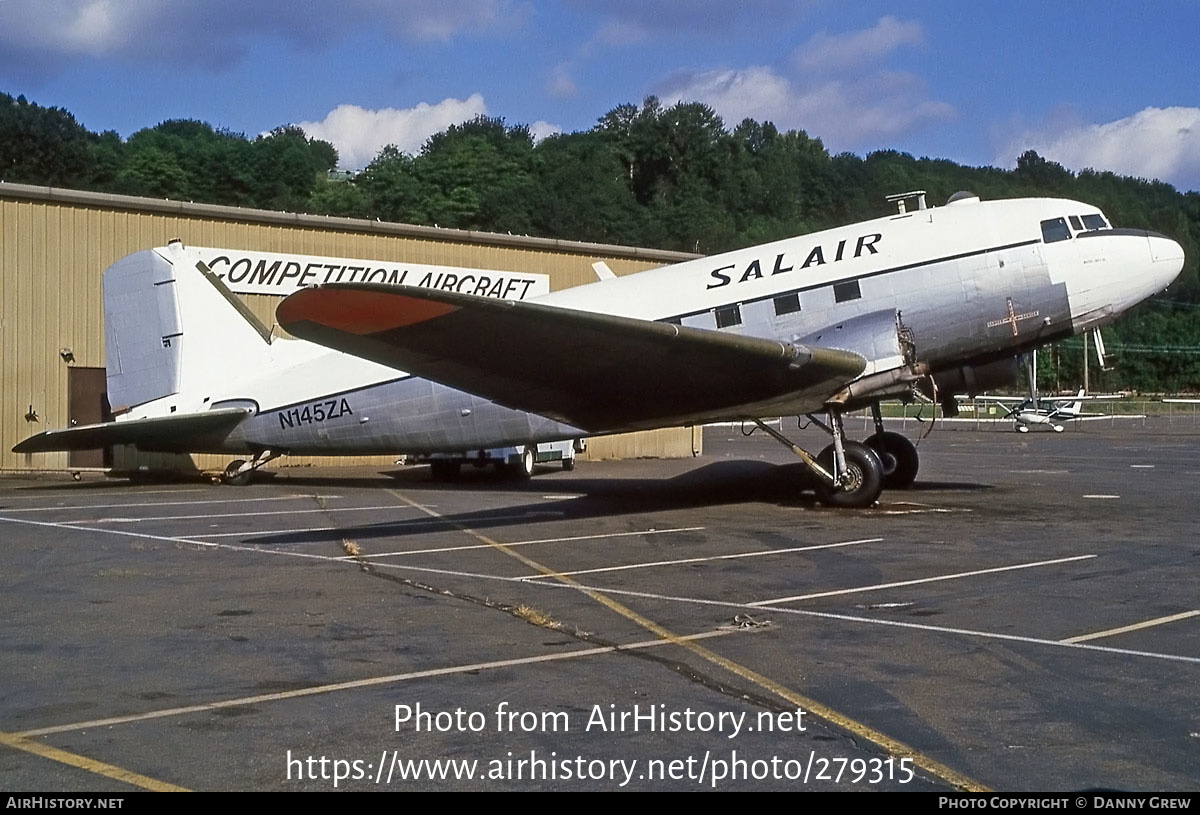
(1081, 213), (1109, 230)
(1040, 217), (1072, 243)
(1069, 215), (1083, 231)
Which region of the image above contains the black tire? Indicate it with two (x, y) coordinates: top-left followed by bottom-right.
(561, 456), (576, 471)
(223, 459), (252, 487)
(864, 430), (919, 489)
(814, 441), (884, 508)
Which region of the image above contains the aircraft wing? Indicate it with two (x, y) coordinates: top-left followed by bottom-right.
(967, 395), (1025, 403)
(277, 285), (867, 432)
(13, 408), (251, 454)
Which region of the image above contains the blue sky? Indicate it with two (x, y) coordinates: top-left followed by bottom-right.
(2, 1), (1199, 191)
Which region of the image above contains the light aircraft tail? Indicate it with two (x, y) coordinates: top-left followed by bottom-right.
(1062, 388), (1086, 417)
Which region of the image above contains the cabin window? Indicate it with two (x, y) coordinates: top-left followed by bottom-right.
(773, 292), (801, 315)
(1081, 213), (1109, 231)
(833, 280), (861, 303)
(714, 304), (742, 328)
(1040, 217), (1071, 243)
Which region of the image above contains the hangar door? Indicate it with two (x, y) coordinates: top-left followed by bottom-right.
(68, 367), (112, 469)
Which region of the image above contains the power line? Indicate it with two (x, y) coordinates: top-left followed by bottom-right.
(1055, 339), (1200, 356)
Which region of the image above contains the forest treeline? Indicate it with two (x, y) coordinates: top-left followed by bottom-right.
(3, 91), (1198, 392)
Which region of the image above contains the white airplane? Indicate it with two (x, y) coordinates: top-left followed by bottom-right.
(976, 389), (1091, 433)
(15, 191), (1185, 508)
(972, 346), (1127, 432)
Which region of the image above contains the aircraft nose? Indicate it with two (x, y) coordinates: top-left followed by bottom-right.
(1146, 231), (1185, 289)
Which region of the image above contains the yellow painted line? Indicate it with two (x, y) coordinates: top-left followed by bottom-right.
(388, 490), (988, 792)
(1061, 610), (1200, 644)
(357, 526), (706, 560)
(519, 537), (882, 580)
(0, 730), (188, 791)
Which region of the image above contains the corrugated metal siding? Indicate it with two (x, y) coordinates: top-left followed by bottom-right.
(1, 185), (701, 474)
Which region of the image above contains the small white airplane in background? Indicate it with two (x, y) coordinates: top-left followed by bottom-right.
(971, 346), (1127, 432)
(15, 191), (1185, 507)
(976, 390), (1092, 432)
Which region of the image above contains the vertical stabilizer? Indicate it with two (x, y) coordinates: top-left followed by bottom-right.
(104, 249), (183, 412)
(1064, 389), (1086, 417)
(104, 241), (275, 415)
(163, 241), (274, 410)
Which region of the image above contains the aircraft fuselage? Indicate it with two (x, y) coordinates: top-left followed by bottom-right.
(118, 195), (1186, 456)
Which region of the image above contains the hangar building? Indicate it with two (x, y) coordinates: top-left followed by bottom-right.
(0, 182), (702, 476)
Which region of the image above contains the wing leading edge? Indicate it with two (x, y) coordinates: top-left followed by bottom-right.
(277, 285), (866, 433)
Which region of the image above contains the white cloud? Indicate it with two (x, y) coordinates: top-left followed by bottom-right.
(548, 64), (579, 99)
(653, 17), (951, 153)
(997, 107), (1200, 192)
(657, 65), (952, 152)
(528, 120), (562, 143)
(793, 15), (924, 74)
(0, 0), (153, 60)
(299, 95), (489, 170)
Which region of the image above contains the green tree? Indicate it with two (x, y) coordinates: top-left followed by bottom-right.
(358, 145), (427, 223)
(528, 131), (643, 244)
(0, 92), (96, 185)
(415, 115), (537, 232)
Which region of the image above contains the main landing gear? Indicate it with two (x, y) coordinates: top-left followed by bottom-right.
(864, 402), (919, 489)
(218, 449), (281, 486)
(752, 401), (920, 508)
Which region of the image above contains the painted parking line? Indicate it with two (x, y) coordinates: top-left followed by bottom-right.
(2, 513), (1195, 673)
(1, 495), (341, 513)
(748, 555), (1097, 606)
(532, 581), (1200, 667)
(356, 526), (706, 560)
(1061, 610), (1200, 644)
(519, 538), (883, 580)
(16, 628), (750, 739)
(0, 488), (207, 501)
(385, 490), (988, 792)
(0, 730), (188, 792)
(82, 504), (416, 524)
(190, 510), (566, 539)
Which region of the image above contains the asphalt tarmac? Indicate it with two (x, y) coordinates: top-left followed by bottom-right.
(1, 419), (1197, 791)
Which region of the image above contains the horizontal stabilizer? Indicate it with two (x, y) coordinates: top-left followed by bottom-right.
(13, 408), (251, 454)
(277, 284), (866, 432)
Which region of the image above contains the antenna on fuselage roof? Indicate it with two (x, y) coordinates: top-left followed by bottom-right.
(885, 190), (927, 215)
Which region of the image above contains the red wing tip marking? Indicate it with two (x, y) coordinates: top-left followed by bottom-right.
(278, 288), (460, 335)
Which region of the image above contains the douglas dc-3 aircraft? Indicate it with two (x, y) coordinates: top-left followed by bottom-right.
(15, 191), (1184, 507)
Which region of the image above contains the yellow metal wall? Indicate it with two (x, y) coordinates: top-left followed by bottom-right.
(1, 185), (701, 474)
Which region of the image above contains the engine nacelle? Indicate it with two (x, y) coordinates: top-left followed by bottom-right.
(922, 357), (1020, 399)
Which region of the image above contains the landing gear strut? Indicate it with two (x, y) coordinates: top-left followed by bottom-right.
(863, 403), (919, 489)
(219, 449), (281, 486)
(752, 407), (884, 508)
